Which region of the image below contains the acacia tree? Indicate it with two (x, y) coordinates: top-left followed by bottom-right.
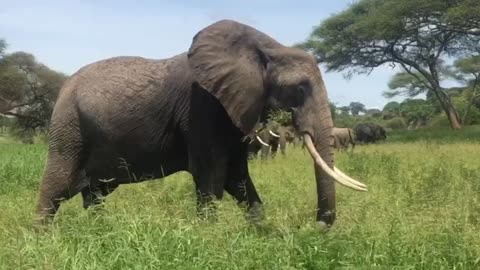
(454, 56), (480, 124)
(349, 101), (366, 116)
(301, 0), (480, 129)
(338, 106), (350, 115)
(399, 99), (435, 127)
(382, 101), (401, 119)
(0, 39), (5, 57)
(0, 51), (67, 131)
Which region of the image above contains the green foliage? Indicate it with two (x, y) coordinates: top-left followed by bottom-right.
(366, 108), (382, 117)
(349, 101), (366, 116)
(302, 0), (480, 128)
(399, 99), (435, 126)
(1, 138), (480, 268)
(338, 105), (350, 115)
(302, 0), (479, 72)
(382, 101), (401, 120)
(267, 110), (292, 126)
(385, 72), (430, 98)
(0, 39), (6, 62)
(0, 51), (67, 138)
(451, 88), (480, 125)
(453, 56), (480, 124)
(388, 125), (480, 143)
(445, 0), (480, 36)
(454, 56), (480, 76)
(429, 114), (452, 128)
(385, 117), (407, 130)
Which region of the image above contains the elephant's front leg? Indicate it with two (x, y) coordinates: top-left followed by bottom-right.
(189, 146), (228, 220)
(225, 143), (263, 222)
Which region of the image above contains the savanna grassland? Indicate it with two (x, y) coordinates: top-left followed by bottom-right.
(0, 129), (479, 269)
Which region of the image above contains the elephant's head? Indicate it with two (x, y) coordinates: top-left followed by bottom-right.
(187, 20), (367, 227)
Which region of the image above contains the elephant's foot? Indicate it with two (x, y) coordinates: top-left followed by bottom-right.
(316, 221), (331, 232)
(245, 202), (264, 224)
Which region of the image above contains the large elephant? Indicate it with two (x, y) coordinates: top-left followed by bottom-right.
(36, 20), (367, 227)
(332, 127), (356, 151)
(354, 122), (387, 144)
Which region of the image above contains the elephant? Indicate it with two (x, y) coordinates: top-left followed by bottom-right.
(332, 127), (356, 151)
(274, 125), (296, 156)
(247, 124), (281, 159)
(35, 20), (367, 228)
(354, 122), (387, 144)
(247, 122), (296, 159)
(247, 127), (277, 160)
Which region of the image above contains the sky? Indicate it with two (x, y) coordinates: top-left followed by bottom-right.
(0, 0), (404, 109)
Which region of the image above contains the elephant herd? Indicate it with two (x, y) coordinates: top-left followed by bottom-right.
(246, 121), (387, 156)
(332, 122), (387, 151)
(247, 122), (297, 159)
(34, 20), (375, 229)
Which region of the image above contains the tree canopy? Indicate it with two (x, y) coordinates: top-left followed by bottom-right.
(349, 102), (366, 116)
(453, 56), (480, 123)
(0, 49), (67, 132)
(301, 0), (480, 129)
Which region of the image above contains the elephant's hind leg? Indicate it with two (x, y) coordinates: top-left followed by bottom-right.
(36, 124), (89, 223)
(81, 179), (119, 209)
(36, 155), (89, 223)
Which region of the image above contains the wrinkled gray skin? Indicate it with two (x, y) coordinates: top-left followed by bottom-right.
(332, 127), (356, 151)
(36, 20), (337, 226)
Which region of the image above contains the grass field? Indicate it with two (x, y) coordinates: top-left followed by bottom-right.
(1, 130), (480, 269)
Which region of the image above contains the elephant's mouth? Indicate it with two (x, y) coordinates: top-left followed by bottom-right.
(303, 133), (367, 191)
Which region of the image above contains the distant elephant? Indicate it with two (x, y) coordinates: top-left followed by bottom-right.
(35, 20), (367, 228)
(246, 124), (281, 159)
(332, 127), (356, 151)
(247, 122), (295, 159)
(275, 125), (296, 155)
(354, 122), (387, 144)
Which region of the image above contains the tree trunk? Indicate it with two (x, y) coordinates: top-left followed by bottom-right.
(446, 105), (462, 129)
(432, 86), (462, 130)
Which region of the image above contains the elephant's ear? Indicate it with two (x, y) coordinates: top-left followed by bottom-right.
(187, 20), (281, 134)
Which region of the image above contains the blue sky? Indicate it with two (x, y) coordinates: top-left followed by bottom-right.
(0, 0), (403, 109)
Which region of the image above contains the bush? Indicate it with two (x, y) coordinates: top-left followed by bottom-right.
(385, 117), (407, 130)
(268, 110), (292, 126)
(429, 114), (451, 128)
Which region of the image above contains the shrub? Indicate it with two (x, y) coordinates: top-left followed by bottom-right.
(429, 114), (451, 128)
(268, 110), (292, 126)
(385, 117), (407, 130)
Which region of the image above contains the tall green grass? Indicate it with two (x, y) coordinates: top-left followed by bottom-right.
(0, 141), (479, 269)
(387, 125), (480, 143)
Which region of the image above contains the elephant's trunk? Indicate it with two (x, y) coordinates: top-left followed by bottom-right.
(296, 77), (366, 227)
(311, 112), (337, 226)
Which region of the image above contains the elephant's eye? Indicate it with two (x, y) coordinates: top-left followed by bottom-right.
(293, 82), (309, 107)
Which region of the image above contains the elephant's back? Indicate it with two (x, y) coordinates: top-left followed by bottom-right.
(67, 55), (181, 104)
(52, 53), (191, 146)
(57, 54), (187, 116)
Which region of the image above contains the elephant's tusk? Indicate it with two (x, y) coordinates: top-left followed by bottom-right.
(303, 134), (367, 191)
(256, 136), (270, 147)
(269, 130), (280, 138)
(334, 166), (367, 188)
